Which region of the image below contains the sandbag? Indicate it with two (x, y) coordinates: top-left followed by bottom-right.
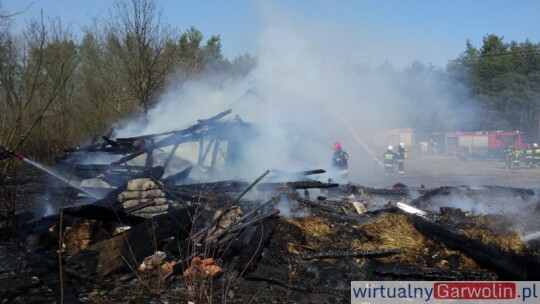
(117, 189), (166, 202)
(126, 178), (161, 191)
(122, 198), (170, 209)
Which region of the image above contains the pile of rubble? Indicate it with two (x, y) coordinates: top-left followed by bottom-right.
(4, 173), (539, 302)
(2, 111), (540, 303)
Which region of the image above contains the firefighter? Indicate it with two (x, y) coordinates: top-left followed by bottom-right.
(524, 144), (535, 168)
(395, 142), (408, 174)
(331, 141), (349, 182)
(533, 143), (540, 166)
(512, 146), (522, 169)
(382, 146), (396, 175)
(504, 145), (521, 170)
(504, 145), (513, 169)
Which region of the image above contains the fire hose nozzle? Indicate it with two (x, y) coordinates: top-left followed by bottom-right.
(0, 146), (23, 161)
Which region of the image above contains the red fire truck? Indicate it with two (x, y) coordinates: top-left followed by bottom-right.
(444, 131), (529, 158)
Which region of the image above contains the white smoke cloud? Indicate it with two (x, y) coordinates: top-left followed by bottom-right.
(113, 2), (477, 183)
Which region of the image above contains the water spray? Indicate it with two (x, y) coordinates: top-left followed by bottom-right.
(522, 231), (540, 242)
(328, 106), (382, 168)
(0, 145), (99, 198)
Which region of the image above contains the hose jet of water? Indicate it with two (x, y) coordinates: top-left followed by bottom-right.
(1, 146), (99, 198)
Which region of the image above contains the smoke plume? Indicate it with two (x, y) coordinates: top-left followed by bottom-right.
(114, 3), (477, 183)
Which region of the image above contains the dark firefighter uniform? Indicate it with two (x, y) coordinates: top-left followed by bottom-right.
(382, 147), (396, 175)
(524, 147), (534, 167)
(533, 145), (540, 165)
(505, 146), (521, 170)
(332, 142), (349, 182)
(395, 144), (407, 174)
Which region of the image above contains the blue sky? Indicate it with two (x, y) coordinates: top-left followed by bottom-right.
(4, 0), (540, 68)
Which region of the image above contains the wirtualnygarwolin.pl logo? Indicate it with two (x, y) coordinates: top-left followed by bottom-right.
(351, 281), (539, 303)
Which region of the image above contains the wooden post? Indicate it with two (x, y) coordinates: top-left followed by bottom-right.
(210, 140), (220, 171)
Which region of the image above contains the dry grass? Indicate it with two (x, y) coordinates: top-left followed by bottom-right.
(286, 217), (336, 242)
(350, 214), (430, 264)
(359, 214), (427, 250)
(284, 217), (339, 255)
(461, 228), (526, 254)
(350, 214), (481, 269)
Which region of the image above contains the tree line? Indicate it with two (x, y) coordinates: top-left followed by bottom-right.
(402, 34), (540, 142)
(449, 35), (540, 139)
(1, 0), (540, 163)
(0, 0), (255, 162)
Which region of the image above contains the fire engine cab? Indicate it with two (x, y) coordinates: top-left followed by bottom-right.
(444, 131), (529, 158)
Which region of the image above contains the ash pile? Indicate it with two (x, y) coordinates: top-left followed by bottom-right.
(3, 111), (540, 303)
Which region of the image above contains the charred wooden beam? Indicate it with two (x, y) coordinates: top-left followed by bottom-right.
(411, 185), (535, 206)
(372, 264), (497, 280)
(353, 185), (416, 196)
(170, 180), (249, 192)
(288, 194), (335, 213)
(190, 171), (270, 244)
(163, 143), (180, 171)
(232, 170), (270, 205)
(287, 181), (339, 189)
(202, 198), (277, 244)
(146, 109), (231, 151)
(209, 209), (280, 245)
(226, 209), (280, 235)
(271, 169), (326, 177)
(405, 213), (540, 280)
(296, 248), (404, 260)
(466, 185), (535, 196)
(210, 140), (220, 170)
(267, 169), (327, 183)
(201, 137), (216, 165)
(62, 110), (229, 157)
(110, 151), (145, 165)
(231, 217), (279, 273)
(101, 136), (119, 147)
(257, 181), (339, 191)
(110, 110), (231, 165)
(62, 204), (144, 226)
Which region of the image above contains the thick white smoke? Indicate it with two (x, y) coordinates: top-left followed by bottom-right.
(114, 3), (475, 183)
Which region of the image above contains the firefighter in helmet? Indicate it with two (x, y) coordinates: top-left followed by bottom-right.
(331, 141), (349, 182)
(395, 142), (408, 174)
(533, 143), (540, 166)
(504, 144), (521, 170)
(382, 145), (397, 175)
(524, 143), (536, 168)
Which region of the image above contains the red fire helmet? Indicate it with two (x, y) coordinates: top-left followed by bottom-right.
(333, 142), (341, 151)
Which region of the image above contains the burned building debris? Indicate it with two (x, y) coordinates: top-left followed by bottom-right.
(56, 109), (258, 188)
(2, 111), (540, 303)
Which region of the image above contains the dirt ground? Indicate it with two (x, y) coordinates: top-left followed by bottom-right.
(352, 154), (540, 189)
